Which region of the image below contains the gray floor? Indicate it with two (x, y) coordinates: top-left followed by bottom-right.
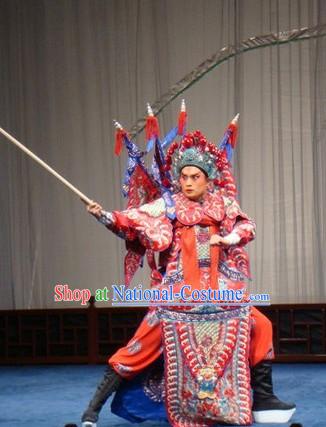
(0, 364), (324, 427)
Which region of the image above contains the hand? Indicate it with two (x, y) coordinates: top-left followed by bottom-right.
(210, 234), (229, 246)
(86, 201), (104, 219)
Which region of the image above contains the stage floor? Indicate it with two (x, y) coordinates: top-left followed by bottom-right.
(0, 364), (324, 427)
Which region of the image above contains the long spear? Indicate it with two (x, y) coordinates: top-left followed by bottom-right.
(0, 126), (92, 205)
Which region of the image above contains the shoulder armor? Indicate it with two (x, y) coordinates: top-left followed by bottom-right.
(138, 197), (167, 218)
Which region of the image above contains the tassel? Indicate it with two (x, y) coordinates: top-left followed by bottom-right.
(229, 113), (239, 148)
(145, 115), (160, 141)
(178, 111), (187, 135)
(177, 99), (187, 135)
(113, 119), (128, 156)
(146, 103), (160, 141)
(228, 123), (238, 148)
(114, 128), (125, 156)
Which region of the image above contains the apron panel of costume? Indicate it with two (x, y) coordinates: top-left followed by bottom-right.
(157, 306), (252, 427)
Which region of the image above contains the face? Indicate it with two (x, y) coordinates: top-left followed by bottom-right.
(179, 166), (209, 201)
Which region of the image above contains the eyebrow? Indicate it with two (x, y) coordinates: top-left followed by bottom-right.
(181, 173), (201, 178)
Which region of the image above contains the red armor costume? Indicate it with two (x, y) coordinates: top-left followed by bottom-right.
(106, 190), (273, 378)
(79, 107), (296, 427)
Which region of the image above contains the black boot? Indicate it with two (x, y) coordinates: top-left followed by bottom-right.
(81, 365), (122, 427)
(251, 361), (296, 423)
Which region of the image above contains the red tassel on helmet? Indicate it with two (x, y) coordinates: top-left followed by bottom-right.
(178, 99), (187, 135)
(178, 111), (187, 135)
(228, 122), (238, 148)
(145, 115), (160, 141)
(228, 113), (239, 148)
(114, 128), (126, 156)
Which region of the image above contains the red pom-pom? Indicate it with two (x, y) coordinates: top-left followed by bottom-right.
(167, 142), (178, 157)
(216, 152), (228, 170)
(165, 156), (172, 166)
(214, 178), (226, 187)
(183, 139), (192, 148)
(162, 178), (170, 187)
(163, 164), (171, 172)
(146, 115), (160, 140)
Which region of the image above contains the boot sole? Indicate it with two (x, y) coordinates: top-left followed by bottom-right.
(253, 407), (296, 423)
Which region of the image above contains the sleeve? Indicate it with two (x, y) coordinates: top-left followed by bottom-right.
(221, 197), (256, 246)
(97, 198), (173, 252)
(97, 210), (136, 241)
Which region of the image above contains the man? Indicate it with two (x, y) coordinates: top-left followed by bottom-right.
(80, 130), (295, 426)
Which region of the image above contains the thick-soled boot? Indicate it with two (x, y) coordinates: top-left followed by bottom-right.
(81, 365), (122, 427)
(251, 361), (296, 423)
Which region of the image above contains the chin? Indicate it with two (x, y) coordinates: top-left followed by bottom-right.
(187, 194), (200, 201)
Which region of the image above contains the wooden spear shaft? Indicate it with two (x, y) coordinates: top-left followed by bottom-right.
(0, 126), (92, 205)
